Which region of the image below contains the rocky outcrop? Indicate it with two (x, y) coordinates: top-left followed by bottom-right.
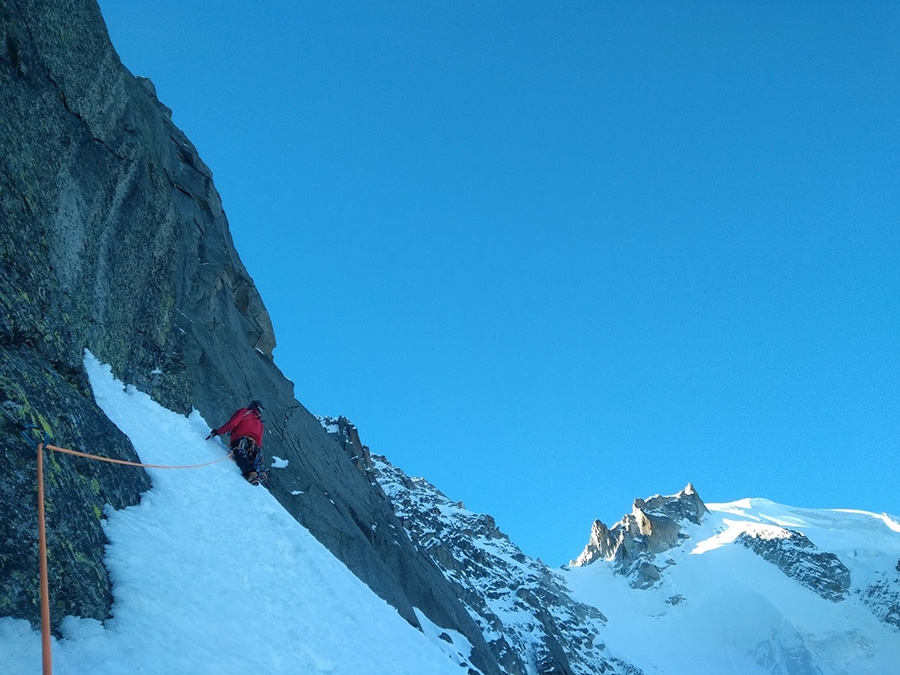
(858, 559), (900, 628)
(318, 415), (377, 477)
(737, 527), (852, 602)
(0, 346), (150, 628)
(571, 484), (707, 589)
(368, 451), (642, 675)
(0, 3), (502, 670)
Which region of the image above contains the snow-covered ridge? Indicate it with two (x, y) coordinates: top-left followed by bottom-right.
(368, 453), (641, 675)
(704, 499), (900, 625)
(566, 496), (900, 674)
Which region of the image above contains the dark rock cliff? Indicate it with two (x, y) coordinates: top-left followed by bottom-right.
(0, 2), (499, 671)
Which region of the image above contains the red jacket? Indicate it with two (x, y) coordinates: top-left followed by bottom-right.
(215, 408), (264, 447)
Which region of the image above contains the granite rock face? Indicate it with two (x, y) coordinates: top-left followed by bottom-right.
(571, 484), (708, 589)
(0, 3), (501, 669)
(318, 415), (378, 477)
(0, 345), (150, 628)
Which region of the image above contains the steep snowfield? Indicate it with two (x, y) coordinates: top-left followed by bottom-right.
(1, 353), (473, 675)
(565, 499), (900, 675)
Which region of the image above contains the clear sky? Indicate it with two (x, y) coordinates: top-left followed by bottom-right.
(96, 1), (899, 566)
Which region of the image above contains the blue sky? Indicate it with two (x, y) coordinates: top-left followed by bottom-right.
(97, 1), (899, 566)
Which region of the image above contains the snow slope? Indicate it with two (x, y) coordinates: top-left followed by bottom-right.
(0, 353), (474, 675)
(565, 499), (900, 675)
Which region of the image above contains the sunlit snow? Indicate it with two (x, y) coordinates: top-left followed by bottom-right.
(1, 352), (472, 675)
(566, 499), (900, 675)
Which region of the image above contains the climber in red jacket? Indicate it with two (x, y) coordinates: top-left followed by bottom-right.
(207, 400), (268, 486)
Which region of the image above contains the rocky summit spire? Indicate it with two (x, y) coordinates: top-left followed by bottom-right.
(571, 484), (709, 589)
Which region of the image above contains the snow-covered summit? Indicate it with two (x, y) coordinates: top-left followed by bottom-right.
(364, 446), (900, 675)
(566, 494), (900, 674)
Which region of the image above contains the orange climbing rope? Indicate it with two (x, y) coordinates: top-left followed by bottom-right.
(45, 443), (234, 469)
(27, 434), (233, 675)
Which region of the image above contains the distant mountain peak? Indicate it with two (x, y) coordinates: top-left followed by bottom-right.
(322, 420), (900, 672)
(571, 484), (708, 589)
